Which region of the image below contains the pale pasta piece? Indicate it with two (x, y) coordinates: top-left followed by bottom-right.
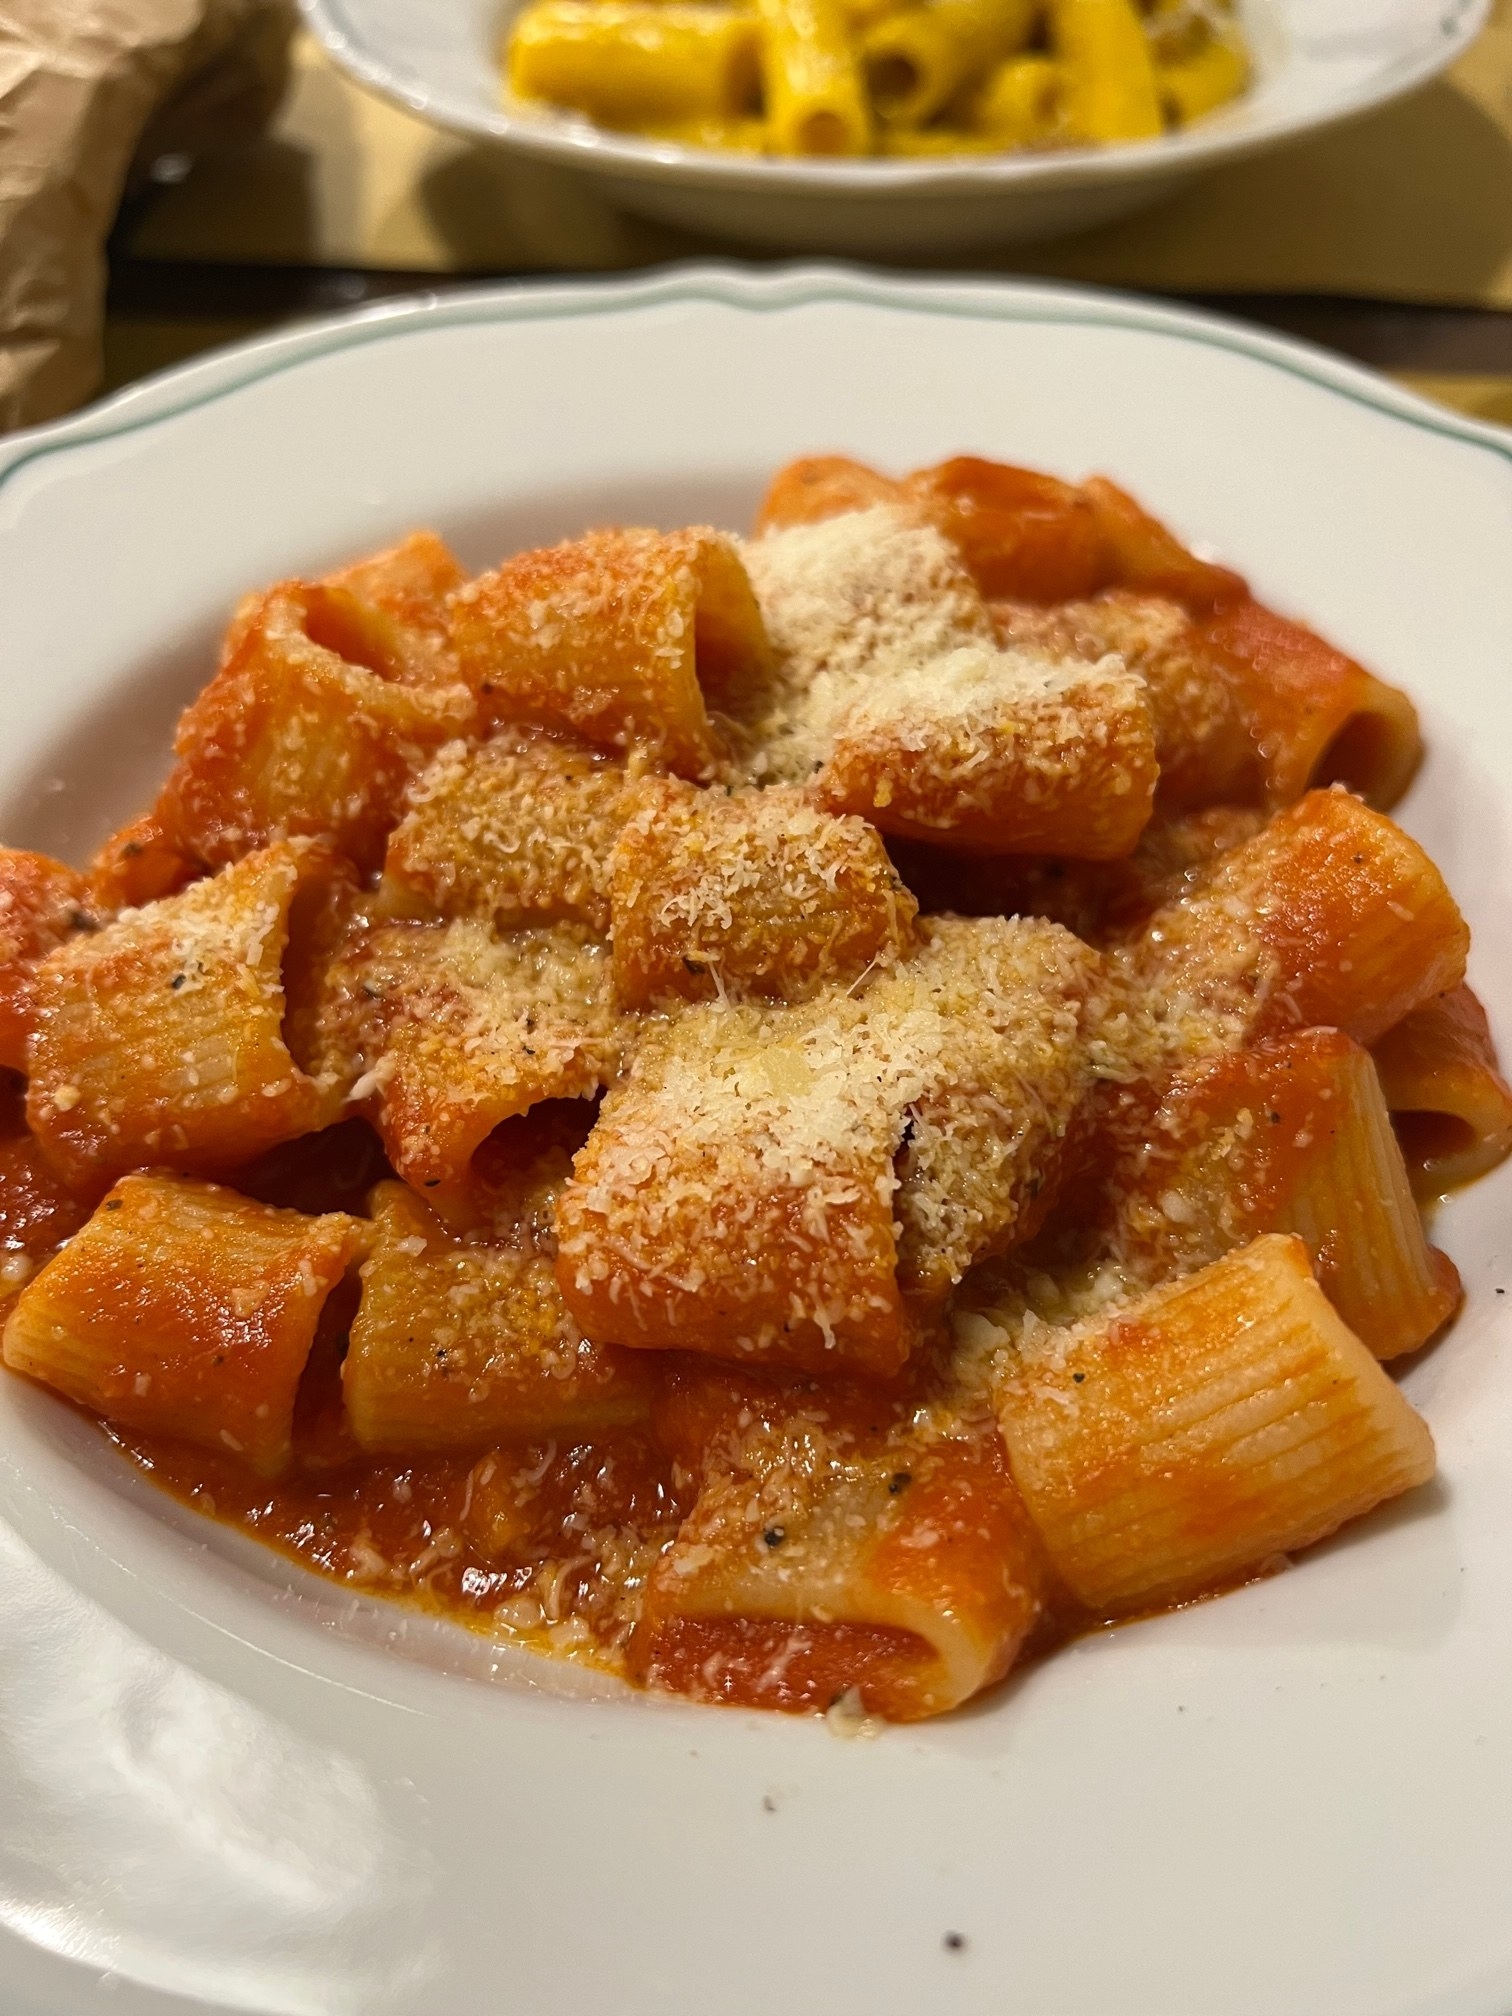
(3, 1173), (368, 1476)
(344, 1183), (654, 1453)
(996, 1233), (1437, 1616)
(382, 727), (630, 934)
(448, 525), (768, 777)
(1114, 1029), (1461, 1361)
(608, 777), (916, 1008)
(635, 1366), (1049, 1718)
(1372, 985), (1512, 1194)
(27, 840), (345, 1188)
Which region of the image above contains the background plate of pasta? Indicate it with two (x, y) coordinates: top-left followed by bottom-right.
(3, 266), (1512, 2014)
(302, 0), (1487, 249)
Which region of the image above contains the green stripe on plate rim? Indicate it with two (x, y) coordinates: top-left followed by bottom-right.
(2, 267), (1510, 499)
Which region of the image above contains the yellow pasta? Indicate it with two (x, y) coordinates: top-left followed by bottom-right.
(503, 0), (1251, 153)
(1048, 0), (1162, 142)
(879, 125), (1004, 155)
(508, 2), (761, 126)
(996, 1234), (1437, 1617)
(970, 53), (1066, 144)
(836, 0), (911, 27)
(756, 0), (874, 155)
(861, 0), (1035, 129)
(638, 115), (770, 150)
(1157, 36), (1247, 124)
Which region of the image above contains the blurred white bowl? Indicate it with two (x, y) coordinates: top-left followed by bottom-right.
(300, 0), (1489, 254)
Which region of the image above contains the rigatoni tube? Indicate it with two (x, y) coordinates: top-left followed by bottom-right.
(1048, 0), (1163, 143)
(970, 54), (1065, 145)
(996, 1234), (1437, 1617)
(757, 0), (873, 155)
(1158, 36), (1248, 125)
(509, 3), (761, 127)
(861, 0), (1035, 129)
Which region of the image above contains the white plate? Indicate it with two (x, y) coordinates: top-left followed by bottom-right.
(299, 0), (1489, 252)
(3, 268), (1512, 2016)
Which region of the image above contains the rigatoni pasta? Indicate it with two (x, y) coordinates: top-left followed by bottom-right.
(503, 0), (1250, 155)
(0, 448), (1498, 1726)
(995, 1234), (1437, 1616)
(4, 1173), (368, 1477)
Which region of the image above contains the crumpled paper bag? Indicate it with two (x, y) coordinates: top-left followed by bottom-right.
(0, 0), (295, 432)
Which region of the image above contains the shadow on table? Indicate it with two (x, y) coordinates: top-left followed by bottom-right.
(1017, 78), (1512, 297)
(416, 148), (711, 276)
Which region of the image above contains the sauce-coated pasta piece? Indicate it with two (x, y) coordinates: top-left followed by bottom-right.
(382, 727), (630, 934)
(1202, 597), (1423, 811)
(1112, 1029), (1461, 1361)
(608, 777), (916, 1007)
(3, 1174), (368, 1476)
(0, 848), (96, 1073)
(27, 840), (346, 1187)
(1121, 788), (1468, 1064)
(816, 638), (1158, 857)
(635, 1364), (1050, 1718)
(1372, 985), (1512, 1194)
(449, 526), (768, 777)
(345, 1183), (655, 1453)
(161, 578), (474, 872)
(996, 1233), (1436, 1616)
(310, 915), (625, 1207)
